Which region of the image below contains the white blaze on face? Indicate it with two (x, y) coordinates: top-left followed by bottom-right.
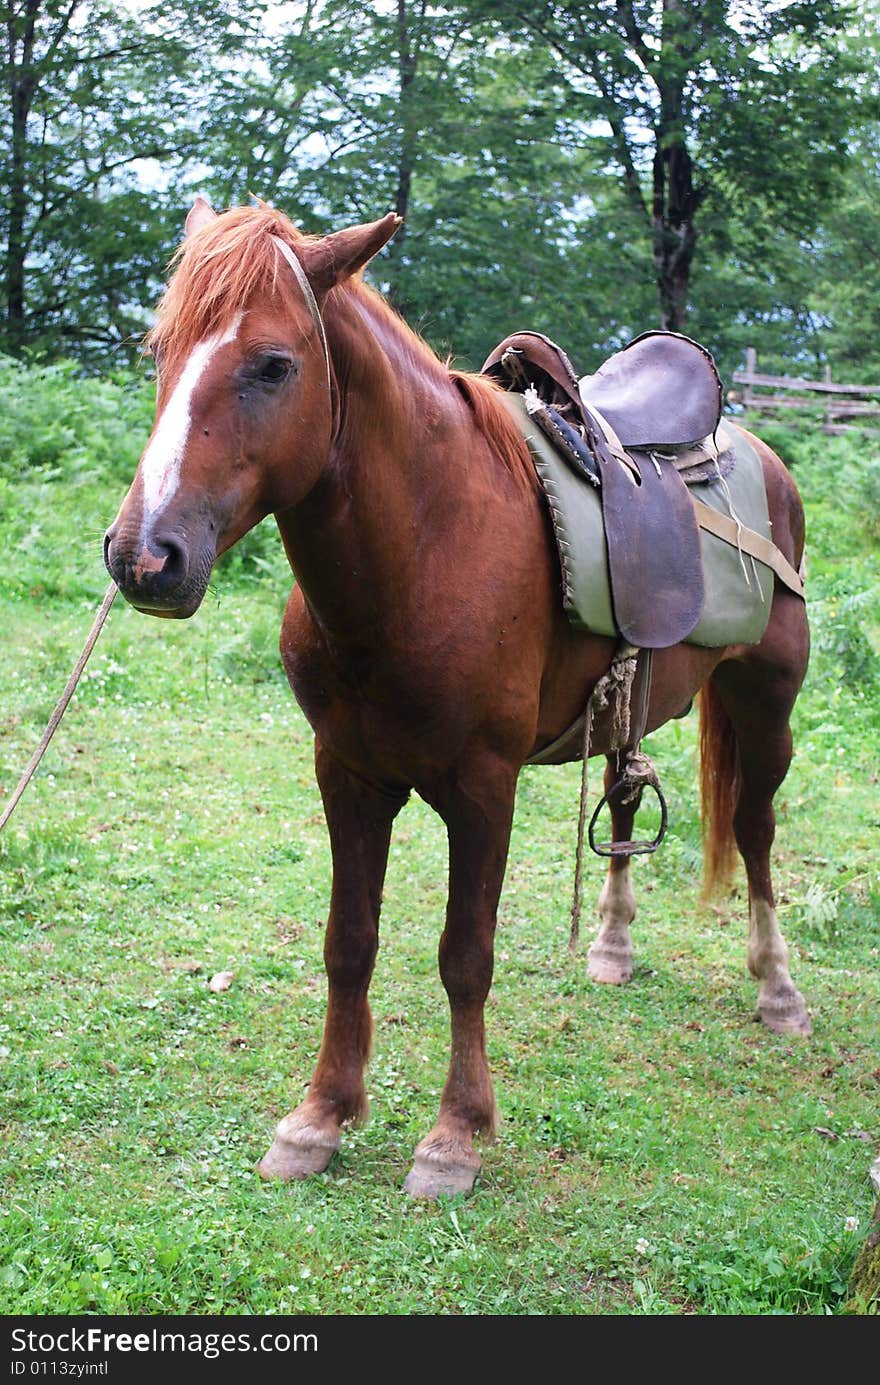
(140, 313), (243, 516)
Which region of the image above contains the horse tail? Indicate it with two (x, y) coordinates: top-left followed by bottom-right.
(698, 678), (740, 898)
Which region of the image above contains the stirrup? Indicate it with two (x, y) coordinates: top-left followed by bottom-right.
(587, 774), (668, 857)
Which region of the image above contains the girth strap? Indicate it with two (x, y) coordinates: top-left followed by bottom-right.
(690, 498), (805, 597)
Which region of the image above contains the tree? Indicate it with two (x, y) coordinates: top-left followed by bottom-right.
(199, 0), (871, 370)
(807, 127), (880, 380)
(481, 0), (867, 335)
(198, 1), (656, 369)
(1, 1), (239, 362)
(4, 0), (877, 378)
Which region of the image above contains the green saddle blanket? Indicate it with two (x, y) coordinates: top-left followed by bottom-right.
(502, 392), (775, 647)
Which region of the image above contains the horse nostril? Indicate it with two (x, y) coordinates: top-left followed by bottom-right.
(103, 526), (189, 596)
(153, 531), (186, 584)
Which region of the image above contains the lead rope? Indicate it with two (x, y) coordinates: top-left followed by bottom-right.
(0, 581), (117, 834)
(569, 696), (596, 955)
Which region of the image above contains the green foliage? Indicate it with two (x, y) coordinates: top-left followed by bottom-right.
(0, 354), (155, 602)
(0, 1), (249, 364)
(679, 1232), (855, 1314)
(477, 0), (869, 351)
(809, 126), (880, 383)
(846, 1220), (880, 1312)
(3, 1), (879, 381)
(199, 1), (650, 369)
(0, 354), (154, 480)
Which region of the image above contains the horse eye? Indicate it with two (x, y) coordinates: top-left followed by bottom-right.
(256, 355), (292, 385)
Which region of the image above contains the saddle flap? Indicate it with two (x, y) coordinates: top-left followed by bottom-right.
(600, 450), (705, 648)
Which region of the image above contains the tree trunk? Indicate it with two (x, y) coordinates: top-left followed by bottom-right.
(5, 0), (41, 352)
(651, 135), (698, 332)
(650, 1), (701, 332)
(394, 0), (415, 230)
(7, 87), (29, 347)
(386, 0), (418, 312)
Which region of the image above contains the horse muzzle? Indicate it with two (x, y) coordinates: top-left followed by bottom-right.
(103, 523), (213, 619)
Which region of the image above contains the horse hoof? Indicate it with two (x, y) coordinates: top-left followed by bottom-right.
(757, 980), (812, 1035)
(403, 1148), (480, 1199)
(758, 1002), (812, 1036)
(587, 941), (633, 985)
(257, 1119), (339, 1181)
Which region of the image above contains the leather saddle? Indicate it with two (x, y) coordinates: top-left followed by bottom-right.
(579, 330), (723, 449)
(482, 330), (726, 648)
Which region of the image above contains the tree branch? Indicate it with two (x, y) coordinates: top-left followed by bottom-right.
(614, 0), (654, 73)
(586, 50), (648, 220)
(40, 0), (82, 68)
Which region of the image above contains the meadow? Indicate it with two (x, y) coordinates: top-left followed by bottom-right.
(0, 357), (878, 1315)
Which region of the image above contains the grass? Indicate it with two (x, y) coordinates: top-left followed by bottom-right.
(0, 362), (878, 1315)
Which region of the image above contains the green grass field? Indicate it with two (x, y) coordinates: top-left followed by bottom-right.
(1, 361), (878, 1314)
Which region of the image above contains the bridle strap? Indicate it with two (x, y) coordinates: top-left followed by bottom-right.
(271, 236), (331, 392)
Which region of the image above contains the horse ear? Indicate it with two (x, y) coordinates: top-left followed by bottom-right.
(185, 195), (218, 237)
(302, 213), (402, 295)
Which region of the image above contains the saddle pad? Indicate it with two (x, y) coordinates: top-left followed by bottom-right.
(501, 393), (775, 648)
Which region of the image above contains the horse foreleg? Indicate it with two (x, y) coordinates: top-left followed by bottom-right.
(587, 755), (640, 985)
(403, 757), (516, 1198)
(258, 744), (405, 1180)
(711, 658), (811, 1035)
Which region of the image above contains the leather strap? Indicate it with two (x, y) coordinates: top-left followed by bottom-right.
(628, 647), (654, 748)
(690, 497), (805, 597)
(579, 398), (631, 469)
(271, 236), (331, 391)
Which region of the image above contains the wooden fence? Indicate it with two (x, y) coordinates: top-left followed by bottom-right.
(730, 348), (880, 434)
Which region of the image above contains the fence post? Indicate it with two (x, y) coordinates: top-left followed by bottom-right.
(744, 346), (756, 408)
(824, 364), (833, 432)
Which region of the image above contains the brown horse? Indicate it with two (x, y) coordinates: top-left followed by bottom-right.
(104, 198), (811, 1197)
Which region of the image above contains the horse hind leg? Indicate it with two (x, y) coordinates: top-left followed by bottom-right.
(704, 655), (811, 1035)
(586, 755), (639, 985)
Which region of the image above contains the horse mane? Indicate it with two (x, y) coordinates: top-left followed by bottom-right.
(145, 203), (313, 367)
(147, 202), (537, 494)
(341, 281), (537, 494)
(449, 371), (539, 495)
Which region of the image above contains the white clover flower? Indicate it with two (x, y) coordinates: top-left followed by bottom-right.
(844, 1216), (859, 1233)
(635, 1237), (650, 1255)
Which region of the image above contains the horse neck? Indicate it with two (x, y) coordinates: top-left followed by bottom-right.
(274, 287), (473, 640)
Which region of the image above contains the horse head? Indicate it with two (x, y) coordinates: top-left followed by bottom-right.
(104, 196), (400, 617)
